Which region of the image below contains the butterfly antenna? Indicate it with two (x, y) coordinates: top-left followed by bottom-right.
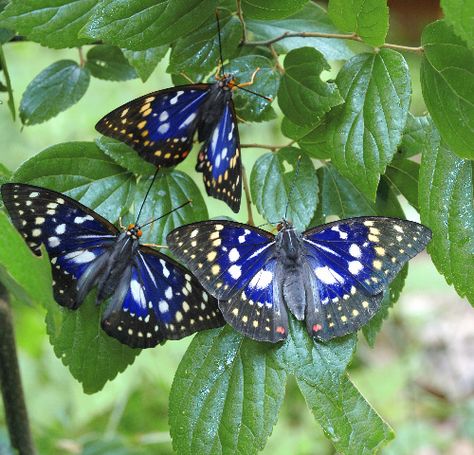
(135, 168), (160, 225)
(215, 10), (225, 75)
(236, 85), (272, 102)
(140, 200), (192, 229)
(284, 155), (303, 221)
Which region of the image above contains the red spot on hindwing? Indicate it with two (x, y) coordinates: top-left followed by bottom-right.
(276, 326), (285, 334)
(312, 324), (322, 333)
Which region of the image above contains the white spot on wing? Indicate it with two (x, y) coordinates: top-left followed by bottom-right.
(165, 286), (173, 299)
(228, 264), (241, 279)
(315, 266), (344, 285)
(228, 248), (240, 262)
(74, 215), (93, 224)
(159, 111), (169, 121)
(249, 269), (273, 290)
(158, 122), (170, 134)
(131, 279), (146, 308)
(48, 237), (60, 248)
(349, 244), (361, 258)
(55, 224), (66, 235)
(179, 112), (196, 129)
(170, 91), (184, 105)
(348, 261), (363, 275)
(159, 300), (169, 313)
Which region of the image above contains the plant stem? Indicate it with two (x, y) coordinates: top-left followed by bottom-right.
(241, 141), (294, 151)
(235, 0), (247, 44)
(243, 31), (424, 54)
(241, 165), (254, 226)
(0, 282), (37, 455)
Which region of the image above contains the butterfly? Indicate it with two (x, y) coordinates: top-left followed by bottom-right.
(96, 75), (249, 212)
(1, 183), (225, 348)
(166, 217), (432, 343)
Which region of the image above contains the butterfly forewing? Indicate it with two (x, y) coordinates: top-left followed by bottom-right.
(1, 183), (118, 308)
(196, 101), (241, 212)
(96, 84), (211, 168)
(302, 217), (432, 340)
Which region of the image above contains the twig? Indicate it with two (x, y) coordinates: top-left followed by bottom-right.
(78, 47), (85, 67)
(241, 165), (254, 226)
(235, 0), (248, 45)
(241, 141), (295, 152)
(0, 282), (37, 455)
(243, 31), (424, 54)
(270, 45), (284, 74)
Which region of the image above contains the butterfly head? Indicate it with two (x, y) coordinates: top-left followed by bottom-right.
(216, 73), (236, 91)
(276, 219), (293, 232)
(126, 223), (142, 240)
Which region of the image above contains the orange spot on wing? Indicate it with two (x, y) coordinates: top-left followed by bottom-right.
(312, 324), (322, 332)
(276, 326), (285, 334)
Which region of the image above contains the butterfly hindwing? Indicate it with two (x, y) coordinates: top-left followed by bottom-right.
(302, 217), (432, 340)
(101, 246), (224, 348)
(1, 183), (118, 308)
(96, 84), (211, 168)
(196, 100), (241, 212)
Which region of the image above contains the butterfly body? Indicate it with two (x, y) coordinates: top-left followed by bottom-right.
(167, 217), (432, 343)
(96, 75), (242, 212)
(1, 183), (224, 348)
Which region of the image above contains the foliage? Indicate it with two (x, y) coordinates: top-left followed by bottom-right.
(0, 0), (473, 454)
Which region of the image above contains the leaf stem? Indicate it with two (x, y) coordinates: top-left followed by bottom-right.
(0, 282), (37, 455)
(241, 165), (254, 226)
(243, 31), (424, 54)
(241, 141), (295, 152)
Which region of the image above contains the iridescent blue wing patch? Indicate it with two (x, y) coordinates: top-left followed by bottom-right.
(196, 101), (241, 212)
(1, 183), (118, 309)
(101, 247), (224, 348)
(166, 221), (291, 341)
(302, 217), (432, 341)
(96, 84), (211, 168)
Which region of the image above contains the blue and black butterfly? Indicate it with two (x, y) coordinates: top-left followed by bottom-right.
(1, 183), (224, 348)
(95, 72), (266, 213)
(167, 217), (432, 342)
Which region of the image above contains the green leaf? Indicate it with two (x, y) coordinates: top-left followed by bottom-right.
(0, 28), (13, 44)
(96, 136), (156, 177)
(281, 117), (331, 159)
(122, 46), (168, 82)
(0, 162), (11, 186)
(420, 20), (474, 159)
(245, 3), (354, 61)
(384, 159), (420, 210)
(278, 47), (342, 127)
(363, 264), (407, 346)
(241, 0), (308, 20)
(169, 325), (286, 455)
(0, 45), (14, 120)
(0, 0), (97, 48)
(250, 148), (317, 230)
(277, 318), (394, 453)
(19, 60), (90, 125)
(127, 169), (209, 245)
(83, 0), (217, 50)
(0, 211), (53, 308)
(419, 142), (474, 305)
(398, 113), (439, 160)
(226, 55), (280, 122)
(441, 0), (474, 49)
(328, 0), (389, 47)
(45, 292), (139, 394)
(85, 45), (137, 81)
(168, 10), (242, 76)
(13, 141), (135, 223)
(328, 49), (411, 200)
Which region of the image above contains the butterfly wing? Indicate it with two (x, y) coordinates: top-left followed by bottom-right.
(101, 246), (224, 348)
(1, 183), (118, 309)
(167, 221), (289, 342)
(196, 100), (241, 212)
(96, 84), (211, 168)
(301, 217), (432, 341)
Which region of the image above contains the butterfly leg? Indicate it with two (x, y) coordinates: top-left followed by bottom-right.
(236, 67), (261, 88)
(119, 216), (126, 230)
